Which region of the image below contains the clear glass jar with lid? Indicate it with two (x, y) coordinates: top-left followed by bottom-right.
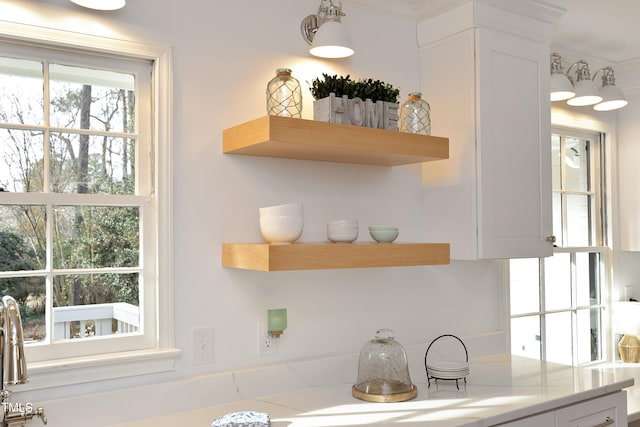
(399, 92), (431, 135)
(352, 329), (417, 402)
(266, 68), (302, 118)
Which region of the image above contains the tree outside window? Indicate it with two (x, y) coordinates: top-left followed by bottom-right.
(0, 56), (148, 346)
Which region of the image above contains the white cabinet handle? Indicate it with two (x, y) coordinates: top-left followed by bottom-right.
(592, 416), (615, 427)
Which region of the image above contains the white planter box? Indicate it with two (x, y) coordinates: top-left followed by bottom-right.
(313, 93), (399, 131)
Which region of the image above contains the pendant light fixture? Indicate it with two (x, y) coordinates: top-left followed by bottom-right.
(592, 67), (628, 111)
(550, 53), (627, 111)
(301, 0), (354, 59)
(70, 0), (125, 11)
(565, 60), (602, 106)
(550, 53), (575, 101)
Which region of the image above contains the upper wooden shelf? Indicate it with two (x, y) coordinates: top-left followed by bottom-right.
(222, 116), (449, 166)
(222, 242), (450, 271)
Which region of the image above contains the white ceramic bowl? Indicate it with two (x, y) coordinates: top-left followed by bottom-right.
(328, 220), (358, 231)
(260, 215), (303, 244)
(328, 219), (358, 226)
(368, 226), (399, 243)
(327, 220), (358, 243)
(328, 233), (358, 243)
(259, 202), (303, 217)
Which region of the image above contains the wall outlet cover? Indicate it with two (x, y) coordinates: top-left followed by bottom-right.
(193, 326), (214, 365)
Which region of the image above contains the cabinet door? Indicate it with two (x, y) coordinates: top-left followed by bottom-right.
(419, 27), (553, 260)
(475, 28), (553, 259)
(555, 391), (627, 427)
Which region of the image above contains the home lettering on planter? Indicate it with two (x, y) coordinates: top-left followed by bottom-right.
(313, 93), (399, 131)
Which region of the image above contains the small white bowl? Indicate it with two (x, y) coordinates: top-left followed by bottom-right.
(327, 220), (358, 243)
(260, 215), (303, 244)
(259, 202), (303, 217)
(328, 220), (358, 230)
(368, 226), (399, 243)
(328, 231), (358, 243)
(328, 219), (358, 226)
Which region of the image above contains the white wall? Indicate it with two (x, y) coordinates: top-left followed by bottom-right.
(0, 1), (507, 425)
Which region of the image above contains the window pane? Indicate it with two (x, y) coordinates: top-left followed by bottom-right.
(511, 129), (605, 367)
(53, 206), (139, 269)
(510, 258), (540, 314)
(49, 64), (135, 134)
(50, 133), (135, 194)
(576, 252), (600, 307)
(0, 129), (44, 192)
(0, 40), (157, 366)
(566, 194), (591, 246)
(0, 57), (44, 125)
(546, 312), (573, 365)
(545, 252), (571, 311)
(511, 315), (541, 360)
(0, 277), (46, 343)
(577, 308), (601, 364)
(0, 205), (46, 271)
(551, 134), (561, 191)
(565, 138), (589, 192)
(52, 272), (139, 341)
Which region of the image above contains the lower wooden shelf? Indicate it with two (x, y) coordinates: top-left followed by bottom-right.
(222, 242), (450, 271)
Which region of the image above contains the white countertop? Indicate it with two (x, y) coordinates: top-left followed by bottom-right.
(112, 355), (636, 427)
(585, 362), (640, 422)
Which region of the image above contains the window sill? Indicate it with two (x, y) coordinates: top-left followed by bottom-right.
(17, 348), (181, 391)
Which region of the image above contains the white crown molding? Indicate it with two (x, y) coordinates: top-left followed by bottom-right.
(476, 0), (565, 24)
(345, 0), (565, 22)
(343, 0), (419, 19)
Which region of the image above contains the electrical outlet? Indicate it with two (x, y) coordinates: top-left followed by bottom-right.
(193, 326), (214, 365)
(258, 322), (277, 356)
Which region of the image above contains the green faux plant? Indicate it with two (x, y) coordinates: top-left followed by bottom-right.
(309, 73), (400, 103)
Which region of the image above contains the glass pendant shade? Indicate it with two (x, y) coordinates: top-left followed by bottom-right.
(70, 0), (126, 10)
(550, 73), (575, 101)
(566, 79), (602, 106)
(309, 21), (354, 59)
(594, 84), (628, 111)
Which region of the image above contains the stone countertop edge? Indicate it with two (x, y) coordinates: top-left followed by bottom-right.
(457, 378), (635, 427)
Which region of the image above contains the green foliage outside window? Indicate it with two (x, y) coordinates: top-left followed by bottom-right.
(0, 59), (141, 341)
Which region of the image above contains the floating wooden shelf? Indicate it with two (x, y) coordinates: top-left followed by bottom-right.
(222, 116), (449, 166)
(222, 242), (450, 271)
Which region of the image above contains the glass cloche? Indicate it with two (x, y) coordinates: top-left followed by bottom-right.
(352, 329), (417, 402)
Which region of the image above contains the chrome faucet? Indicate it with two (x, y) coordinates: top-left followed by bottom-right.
(0, 296), (46, 426)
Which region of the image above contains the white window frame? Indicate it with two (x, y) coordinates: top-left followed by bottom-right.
(0, 21), (178, 390)
(509, 112), (616, 365)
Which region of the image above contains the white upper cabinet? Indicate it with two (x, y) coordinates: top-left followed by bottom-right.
(416, 0), (561, 260)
